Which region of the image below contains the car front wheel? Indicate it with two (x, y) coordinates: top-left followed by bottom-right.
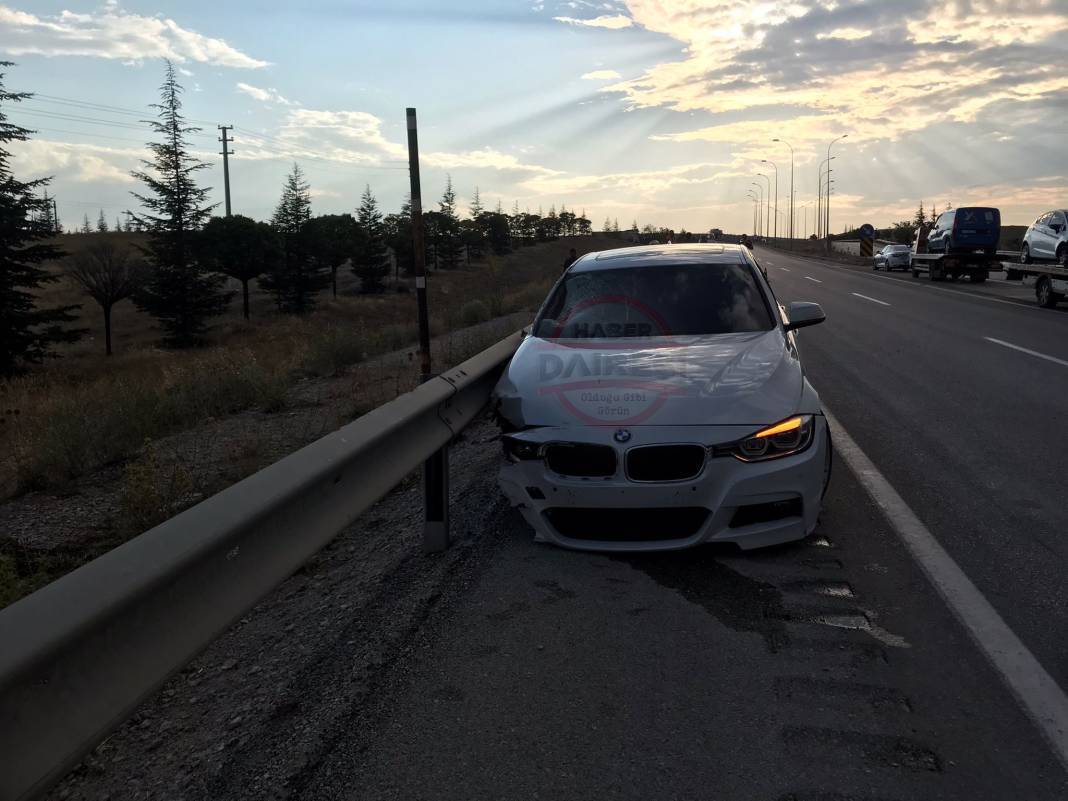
(1021, 243), (1032, 264)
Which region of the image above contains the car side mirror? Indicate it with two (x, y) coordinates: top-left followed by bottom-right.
(784, 301), (826, 332)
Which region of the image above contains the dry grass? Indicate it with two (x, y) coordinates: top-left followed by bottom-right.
(0, 234), (617, 499)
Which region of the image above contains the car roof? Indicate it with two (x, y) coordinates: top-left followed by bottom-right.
(569, 244), (748, 273)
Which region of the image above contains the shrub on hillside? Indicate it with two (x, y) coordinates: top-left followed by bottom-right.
(461, 299), (490, 327)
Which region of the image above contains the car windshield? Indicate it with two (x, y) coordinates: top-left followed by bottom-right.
(534, 263), (774, 338)
(890, 245), (910, 252)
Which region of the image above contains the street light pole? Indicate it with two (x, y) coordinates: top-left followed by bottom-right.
(761, 159), (778, 239)
(825, 135), (848, 243)
(751, 181), (763, 237)
(746, 191), (759, 236)
(756, 173), (771, 240)
(817, 156), (834, 238)
(773, 138), (794, 241)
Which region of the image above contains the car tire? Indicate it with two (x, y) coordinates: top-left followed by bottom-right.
(912, 267), (921, 278)
(971, 270), (987, 284)
(1021, 244), (1032, 264)
(1058, 244), (1067, 267)
(1037, 276), (1060, 308)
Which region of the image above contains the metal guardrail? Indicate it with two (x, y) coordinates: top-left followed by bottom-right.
(0, 330), (524, 801)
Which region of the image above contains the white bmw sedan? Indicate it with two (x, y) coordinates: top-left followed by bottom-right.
(493, 244), (830, 552)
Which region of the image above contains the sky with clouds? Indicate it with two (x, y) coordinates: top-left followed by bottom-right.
(2, 0), (1066, 235)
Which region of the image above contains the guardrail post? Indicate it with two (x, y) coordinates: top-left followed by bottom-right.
(407, 106), (451, 554)
(423, 445), (449, 553)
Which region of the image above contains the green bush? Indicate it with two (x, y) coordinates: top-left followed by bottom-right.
(303, 326), (366, 377)
(461, 299), (490, 327)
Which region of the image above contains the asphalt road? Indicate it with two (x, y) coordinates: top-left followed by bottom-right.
(289, 448), (1066, 801)
(48, 249), (1068, 801)
(754, 245), (1068, 692)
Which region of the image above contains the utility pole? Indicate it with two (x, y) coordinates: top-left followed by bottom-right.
(407, 107), (448, 554)
(218, 125), (234, 217)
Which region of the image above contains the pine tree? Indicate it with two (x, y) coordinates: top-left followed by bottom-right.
(0, 62), (83, 375)
(469, 186), (484, 219)
(383, 194), (414, 279)
(81, 213), (91, 234)
(262, 163), (328, 312)
(914, 202), (927, 228)
(96, 209), (108, 232)
(436, 174), (463, 269)
(129, 61), (231, 347)
(115, 216), (122, 232)
(603, 217), (612, 232)
(613, 218), (619, 232)
(354, 186), (389, 293)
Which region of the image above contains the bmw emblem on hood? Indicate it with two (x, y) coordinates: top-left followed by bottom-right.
(613, 429), (632, 444)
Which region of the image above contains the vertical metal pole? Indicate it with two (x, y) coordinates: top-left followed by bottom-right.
(789, 153), (795, 242)
(52, 198), (60, 235)
(407, 107), (449, 553)
(218, 125), (233, 217)
(772, 165), (778, 240)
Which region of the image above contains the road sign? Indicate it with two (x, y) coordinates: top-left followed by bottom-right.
(858, 223), (875, 257)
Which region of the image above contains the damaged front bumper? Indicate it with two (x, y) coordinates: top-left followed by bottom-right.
(497, 418), (829, 552)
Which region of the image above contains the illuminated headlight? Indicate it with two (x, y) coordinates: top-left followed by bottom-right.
(729, 415), (815, 462)
(502, 436), (543, 462)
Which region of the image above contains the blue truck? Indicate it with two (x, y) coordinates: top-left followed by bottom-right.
(910, 207), (1001, 283)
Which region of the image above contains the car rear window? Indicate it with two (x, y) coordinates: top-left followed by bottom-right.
(890, 245), (909, 251)
(956, 208), (998, 225)
(534, 263), (775, 338)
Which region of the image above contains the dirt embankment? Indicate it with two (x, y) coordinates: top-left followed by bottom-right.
(1, 234), (623, 609)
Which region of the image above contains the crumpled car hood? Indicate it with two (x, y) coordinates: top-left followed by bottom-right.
(494, 330), (805, 428)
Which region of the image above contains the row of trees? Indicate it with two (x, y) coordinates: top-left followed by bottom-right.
(882, 201), (955, 243)
(0, 60), (610, 372)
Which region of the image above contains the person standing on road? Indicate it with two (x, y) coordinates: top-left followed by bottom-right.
(562, 247), (578, 271)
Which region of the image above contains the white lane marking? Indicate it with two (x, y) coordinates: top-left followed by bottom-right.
(825, 408), (1068, 772)
(780, 267), (791, 272)
(765, 250), (1051, 312)
(851, 292), (890, 306)
(804, 276), (823, 283)
(985, 337), (1068, 369)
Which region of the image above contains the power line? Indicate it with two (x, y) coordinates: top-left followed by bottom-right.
(32, 93), (219, 126)
(8, 125), (150, 145)
(11, 107), (216, 140)
(233, 126), (408, 171)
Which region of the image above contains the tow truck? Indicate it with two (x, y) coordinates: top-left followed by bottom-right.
(1002, 255), (1068, 308)
(909, 222), (998, 283)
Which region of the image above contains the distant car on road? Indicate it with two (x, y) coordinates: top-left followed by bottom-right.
(927, 207), (1000, 256)
(493, 244), (831, 552)
(1021, 209), (1068, 265)
(873, 244), (911, 271)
